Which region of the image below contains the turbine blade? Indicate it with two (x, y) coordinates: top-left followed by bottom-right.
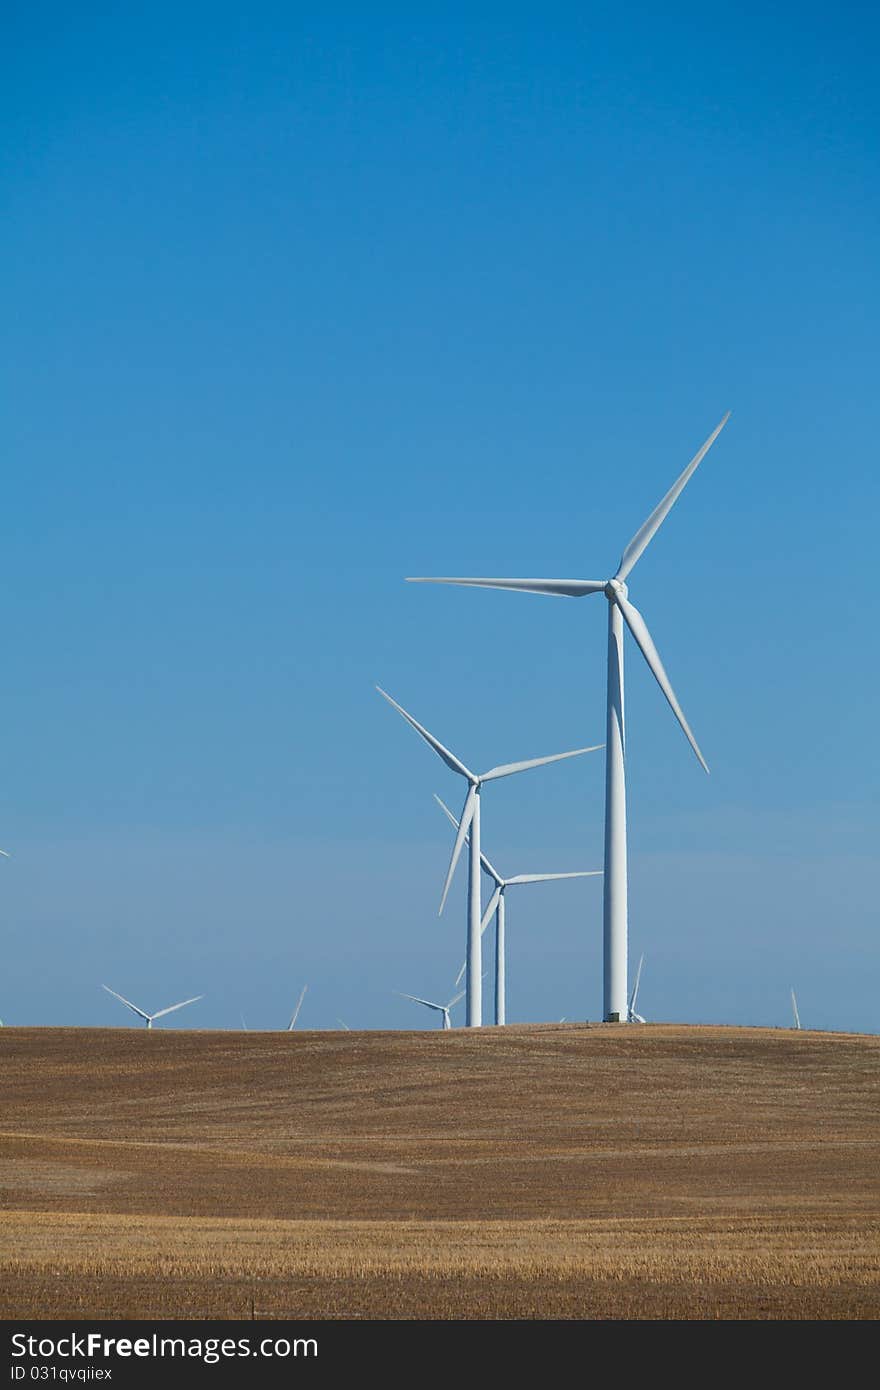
(505, 871), (603, 885)
(288, 985), (308, 1030)
(629, 953), (645, 1014)
(407, 577), (606, 598)
(447, 988), (466, 1009)
(433, 793), (503, 884)
(101, 985), (149, 1022)
(395, 991), (442, 1011)
(615, 594), (709, 773)
(480, 744), (603, 781)
(376, 687), (473, 779)
(480, 885), (502, 934)
(151, 994), (204, 1021)
(0, 849), (10, 857)
(616, 413), (730, 581)
(454, 959), (466, 988)
(438, 784), (477, 915)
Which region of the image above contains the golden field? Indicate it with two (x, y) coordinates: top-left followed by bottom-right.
(1, 1023), (878, 1318)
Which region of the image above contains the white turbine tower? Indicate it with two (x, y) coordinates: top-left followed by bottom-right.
(101, 984), (203, 1030)
(628, 953), (646, 1023)
(791, 988), (801, 1030)
(435, 795), (601, 1026)
(408, 414), (729, 1021)
(377, 686), (601, 1028)
(288, 985), (308, 1030)
(395, 987), (466, 1030)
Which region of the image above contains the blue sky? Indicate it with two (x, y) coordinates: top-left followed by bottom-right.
(2, 4), (877, 1032)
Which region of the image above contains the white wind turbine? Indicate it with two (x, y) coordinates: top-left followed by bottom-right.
(288, 985), (307, 1030)
(435, 795), (601, 1026)
(377, 686), (601, 1028)
(395, 986), (466, 1030)
(408, 414), (729, 1021)
(628, 953), (646, 1023)
(790, 988), (801, 1030)
(101, 984), (203, 1030)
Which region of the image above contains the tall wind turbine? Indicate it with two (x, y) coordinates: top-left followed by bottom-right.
(790, 988), (801, 1030)
(628, 953), (646, 1023)
(377, 687), (601, 1027)
(288, 985), (308, 1030)
(101, 984), (203, 1030)
(407, 414), (729, 1021)
(395, 987), (465, 1030)
(435, 795), (601, 1026)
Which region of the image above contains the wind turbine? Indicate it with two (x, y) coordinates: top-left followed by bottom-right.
(395, 987), (466, 1030)
(791, 988), (801, 1030)
(628, 953), (646, 1023)
(377, 687), (600, 1027)
(101, 984), (203, 1030)
(435, 795), (601, 1026)
(407, 414), (729, 1021)
(288, 985), (308, 1030)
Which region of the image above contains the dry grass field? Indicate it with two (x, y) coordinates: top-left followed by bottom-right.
(1, 1022), (878, 1319)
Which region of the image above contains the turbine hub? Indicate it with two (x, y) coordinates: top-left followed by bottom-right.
(605, 578), (628, 601)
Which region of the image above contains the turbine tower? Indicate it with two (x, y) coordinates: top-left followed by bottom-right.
(435, 795), (601, 1025)
(407, 414), (729, 1021)
(395, 987), (465, 1030)
(101, 984), (203, 1029)
(377, 686), (601, 1027)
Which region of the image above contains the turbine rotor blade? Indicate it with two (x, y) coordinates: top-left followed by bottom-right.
(615, 594), (709, 773)
(376, 687), (473, 779)
(438, 784), (477, 915)
(102, 985), (149, 1022)
(395, 990), (442, 1012)
(480, 744), (603, 781)
(151, 994), (204, 1021)
(480, 885), (503, 934)
(629, 953), (645, 1014)
(454, 959), (466, 988)
(615, 413), (730, 582)
(505, 870), (603, 885)
(447, 988), (466, 1009)
(433, 793), (503, 884)
(406, 577), (606, 598)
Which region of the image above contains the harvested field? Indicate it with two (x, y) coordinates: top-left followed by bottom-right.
(1, 1023), (878, 1318)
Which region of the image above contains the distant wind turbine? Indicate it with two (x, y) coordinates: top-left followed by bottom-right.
(288, 985), (308, 1030)
(435, 795), (601, 1026)
(101, 984), (203, 1030)
(377, 687), (601, 1028)
(407, 414), (730, 1021)
(337, 1018), (351, 1031)
(791, 988), (801, 1030)
(628, 953), (646, 1023)
(395, 987), (466, 1031)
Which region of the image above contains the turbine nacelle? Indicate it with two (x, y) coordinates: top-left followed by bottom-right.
(605, 579), (628, 601)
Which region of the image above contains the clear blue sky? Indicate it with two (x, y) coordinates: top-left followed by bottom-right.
(2, 4), (877, 1032)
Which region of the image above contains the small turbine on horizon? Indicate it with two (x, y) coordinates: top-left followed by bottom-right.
(791, 988), (801, 1030)
(101, 984), (203, 1030)
(395, 987), (466, 1031)
(628, 953), (646, 1023)
(288, 985), (308, 1030)
(407, 413), (730, 1022)
(436, 795), (601, 1026)
(377, 687), (600, 1028)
